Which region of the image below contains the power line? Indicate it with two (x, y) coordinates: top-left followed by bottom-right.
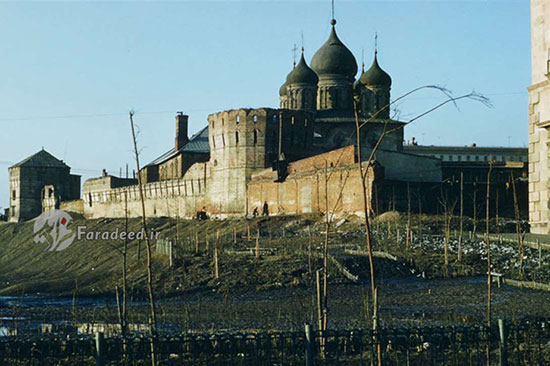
(0, 91), (526, 123)
(0, 108), (216, 123)
(0, 160), (122, 175)
(405, 91), (525, 101)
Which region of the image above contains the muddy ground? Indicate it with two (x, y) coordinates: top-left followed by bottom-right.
(0, 213), (549, 333)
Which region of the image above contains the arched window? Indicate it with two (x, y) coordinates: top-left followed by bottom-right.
(235, 131), (239, 145)
(236, 116), (240, 124)
(212, 136), (216, 148)
(253, 130), (258, 145)
(273, 115), (277, 123)
(253, 115), (257, 123)
(291, 116), (295, 125)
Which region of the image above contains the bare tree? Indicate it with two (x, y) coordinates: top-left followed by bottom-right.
(458, 172), (464, 261)
(439, 185), (457, 269)
(406, 182), (411, 251)
(119, 191), (129, 363)
(486, 160), (493, 328)
(472, 185), (478, 237)
(351, 85), (490, 366)
(510, 171), (524, 278)
(129, 111), (157, 366)
(417, 187), (423, 242)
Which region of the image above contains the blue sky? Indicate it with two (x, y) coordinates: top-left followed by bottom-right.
(0, 0), (530, 210)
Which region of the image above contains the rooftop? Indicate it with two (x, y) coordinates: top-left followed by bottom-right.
(10, 149), (69, 169)
(145, 126), (210, 167)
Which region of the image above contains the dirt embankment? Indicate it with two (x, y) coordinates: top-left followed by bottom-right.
(0, 212), (544, 299)
(0, 214), (384, 298)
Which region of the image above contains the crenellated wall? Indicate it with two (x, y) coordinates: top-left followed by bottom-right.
(83, 162), (210, 219)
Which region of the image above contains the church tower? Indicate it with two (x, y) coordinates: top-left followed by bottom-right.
(286, 48), (318, 111)
(528, 0), (550, 234)
(354, 50), (392, 118)
(310, 19), (358, 113)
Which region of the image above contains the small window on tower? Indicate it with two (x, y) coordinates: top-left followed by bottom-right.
(253, 130), (258, 145)
(12, 190), (16, 200)
(273, 115), (277, 123)
(304, 118), (308, 127)
(291, 116), (295, 125)
(236, 116), (240, 124)
(235, 131), (239, 145)
(253, 115), (257, 123)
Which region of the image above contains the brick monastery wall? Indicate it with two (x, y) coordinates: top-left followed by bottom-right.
(247, 146), (380, 217)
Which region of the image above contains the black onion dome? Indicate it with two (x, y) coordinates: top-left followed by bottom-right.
(311, 21), (358, 80)
(279, 80), (288, 96)
(287, 51), (318, 85)
(353, 78), (363, 93)
(279, 65), (292, 96)
(359, 54), (392, 87)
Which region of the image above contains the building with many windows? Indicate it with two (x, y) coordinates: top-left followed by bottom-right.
(403, 145), (527, 163)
